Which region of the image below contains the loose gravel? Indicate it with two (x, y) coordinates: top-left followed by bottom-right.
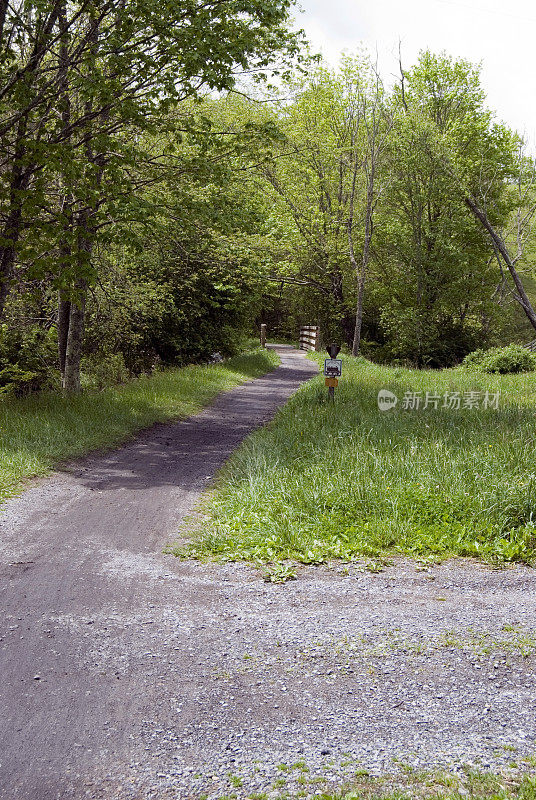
(81, 556), (536, 800)
(1, 347), (535, 798)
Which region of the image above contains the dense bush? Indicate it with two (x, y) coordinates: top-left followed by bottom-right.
(463, 344), (536, 374)
(0, 324), (58, 395)
(82, 250), (258, 376)
(461, 348), (487, 368)
(80, 353), (131, 390)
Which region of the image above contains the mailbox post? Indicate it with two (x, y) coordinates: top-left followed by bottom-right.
(324, 343), (341, 400)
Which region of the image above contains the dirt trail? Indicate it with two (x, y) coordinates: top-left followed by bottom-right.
(1, 345), (536, 800)
(0, 345), (317, 799)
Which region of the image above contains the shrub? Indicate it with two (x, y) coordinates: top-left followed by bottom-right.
(461, 347), (487, 368)
(0, 324), (58, 395)
(0, 365), (45, 396)
(463, 344), (536, 374)
(80, 353), (131, 390)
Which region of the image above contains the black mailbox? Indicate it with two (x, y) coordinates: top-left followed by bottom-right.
(326, 343), (341, 359)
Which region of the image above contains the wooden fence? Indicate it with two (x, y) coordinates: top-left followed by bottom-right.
(299, 325), (320, 352)
(524, 339), (536, 352)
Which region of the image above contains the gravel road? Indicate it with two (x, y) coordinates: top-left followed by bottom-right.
(1, 345), (536, 800)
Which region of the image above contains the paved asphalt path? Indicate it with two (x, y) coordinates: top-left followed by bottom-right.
(0, 346), (318, 799)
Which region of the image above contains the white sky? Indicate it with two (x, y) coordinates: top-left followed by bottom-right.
(295, 0), (536, 143)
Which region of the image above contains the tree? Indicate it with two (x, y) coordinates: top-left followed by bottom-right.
(349, 64), (392, 355)
(252, 50), (527, 365)
(256, 56), (392, 347)
(373, 50), (520, 365)
(462, 145), (536, 334)
(0, 0), (305, 388)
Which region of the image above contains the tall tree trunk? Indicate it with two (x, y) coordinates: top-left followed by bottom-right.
(61, 5), (100, 392)
(330, 270), (353, 346)
(351, 179), (374, 356)
(57, 0), (72, 382)
(57, 292), (71, 379)
(464, 195), (536, 332)
(352, 271), (367, 356)
(63, 280), (86, 392)
(0, 0), (8, 47)
(0, 117), (32, 318)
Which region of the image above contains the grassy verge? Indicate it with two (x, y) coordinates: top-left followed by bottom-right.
(0, 347), (279, 502)
(330, 770), (536, 800)
(214, 767), (536, 800)
(174, 354), (536, 568)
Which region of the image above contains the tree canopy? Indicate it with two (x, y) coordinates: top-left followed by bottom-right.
(2, 24), (536, 394)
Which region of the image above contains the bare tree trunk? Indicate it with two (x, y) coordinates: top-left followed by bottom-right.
(352, 271), (367, 356)
(61, 6), (100, 392)
(351, 181), (374, 356)
(330, 270), (353, 345)
(57, 292), (71, 379)
(0, 0), (9, 46)
(465, 195), (536, 332)
(348, 69), (391, 357)
(0, 118), (32, 318)
(57, 0), (72, 383)
(63, 280), (86, 391)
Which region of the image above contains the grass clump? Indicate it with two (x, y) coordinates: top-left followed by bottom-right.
(175, 354), (536, 567)
(327, 770), (536, 800)
(0, 347), (278, 502)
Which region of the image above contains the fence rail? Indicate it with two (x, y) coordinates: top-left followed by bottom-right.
(299, 325), (320, 352)
(524, 339), (536, 352)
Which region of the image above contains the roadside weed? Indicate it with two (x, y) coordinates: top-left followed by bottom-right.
(175, 355), (536, 567)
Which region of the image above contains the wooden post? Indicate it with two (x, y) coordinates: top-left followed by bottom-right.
(260, 324), (266, 349)
(325, 344), (341, 402)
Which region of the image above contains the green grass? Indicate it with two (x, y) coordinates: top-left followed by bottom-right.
(0, 347), (279, 502)
(213, 767), (536, 800)
(300, 769), (536, 800)
(174, 354), (536, 567)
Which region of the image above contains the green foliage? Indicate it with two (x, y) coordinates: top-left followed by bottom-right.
(1, 32), (534, 388)
(252, 50), (528, 365)
(80, 353), (131, 390)
(463, 345), (536, 374)
(0, 0), (305, 391)
(176, 354), (536, 567)
(245, 55), (389, 347)
(371, 52), (518, 366)
(300, 769), (536, 800)
(462, 348), (487, 368)
(0, 324), (58, 396)
(0, 84), (287, 390)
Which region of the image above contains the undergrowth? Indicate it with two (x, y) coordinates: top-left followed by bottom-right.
(173, 354), (536, 569)
(0, 347), (278, 502)
(329, 770), (536, 800)
(212, 765), (536, 800)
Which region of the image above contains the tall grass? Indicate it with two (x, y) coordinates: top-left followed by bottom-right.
(0, 348), (278, 501)
(274, 770), (536, 800)
(177, 355), (536, 566)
